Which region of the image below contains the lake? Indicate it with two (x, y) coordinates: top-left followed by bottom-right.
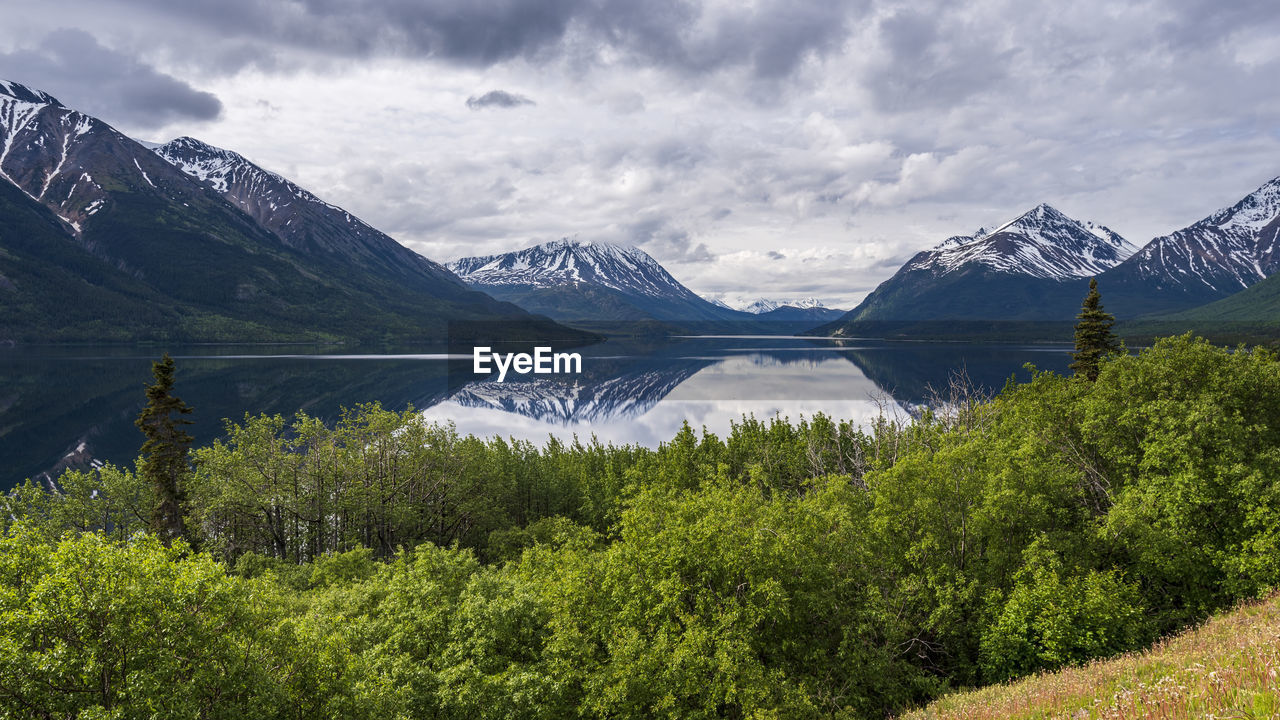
(0, 337), (1074, 489)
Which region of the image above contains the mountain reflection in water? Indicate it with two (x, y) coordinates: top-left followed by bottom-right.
(0, 338), (1072, 488)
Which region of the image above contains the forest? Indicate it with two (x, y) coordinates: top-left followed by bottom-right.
(2, 333), (1279, 719)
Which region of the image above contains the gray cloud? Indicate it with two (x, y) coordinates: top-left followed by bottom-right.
(580, 0), (861, 79)
(466, 90), (536, 110)
(41, 0), (867, 82)
(0, 29), (221, 129)
(860, 8), (1014, 113)
(626, 217), (716, 264)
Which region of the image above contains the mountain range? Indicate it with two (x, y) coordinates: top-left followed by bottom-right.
(815, 177), (1280, 340)
(0, 79), (589, 346)
(735, 298), (845, 322)
(5, 76), (1280, 347)
(448, 239), (841, 333)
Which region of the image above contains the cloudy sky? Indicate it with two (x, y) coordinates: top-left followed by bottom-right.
(4, 0), (1279, 308)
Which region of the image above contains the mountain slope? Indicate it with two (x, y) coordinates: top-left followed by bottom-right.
(154, 137), (464, 291)
(449, 239), (750, 327)
(0, 79), (588, 345)
(0, 176), (185, 342)
(1097, 175), (1280, 316)
(1126, 270), (1280, 343)
(812, 204), (1134, 337)
(815, 182), (1280, 340)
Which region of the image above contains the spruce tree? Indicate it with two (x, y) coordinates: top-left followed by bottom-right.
(135, 353), (195, 544)
(1069, 278), (1121, 381)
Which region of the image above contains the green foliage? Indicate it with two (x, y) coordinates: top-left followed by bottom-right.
(558, 480), (930, 718)
(4, 334), (1280, 718)
(0, 527), (345, 719)
(980, 541), (1151, 681)
(1081, 335), (1280, 616)
(2, 463), (149, 541)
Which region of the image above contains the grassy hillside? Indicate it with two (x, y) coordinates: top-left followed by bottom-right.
(905, 594), (1280, 720)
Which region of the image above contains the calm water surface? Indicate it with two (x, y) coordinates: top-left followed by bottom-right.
(0, 337), (1072, 489)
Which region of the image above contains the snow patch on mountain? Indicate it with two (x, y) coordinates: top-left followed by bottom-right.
(0, 80), (63, 108)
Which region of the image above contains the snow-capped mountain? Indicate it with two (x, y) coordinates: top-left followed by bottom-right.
(740, 297), (831, 314)
(449, 239), (746, 325)
(734, 297), (844, 323)
(814, 204), (1137, 332)
(789, 298), (829, 310)
(1106, 176), (1280, 296)
(817, 182), (1280, 339)
(742, 298), (779, 314)
(451, 239), (696, 299)
(155, 136), (461, 287)
(0, 78), (587, 345)
(0, 79), (203, 237)
(905, 204), (1136, 280)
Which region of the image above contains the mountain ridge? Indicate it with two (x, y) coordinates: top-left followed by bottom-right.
(154, 136), (467, 292)
(813, 183), (1280, 339)
(0, 78), (592, 345)
(902, 203), (1135, 281)
(449, 239), (750, 328)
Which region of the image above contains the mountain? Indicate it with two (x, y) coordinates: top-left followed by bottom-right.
(742, 299), (780, 314)
(756, 304), (845, 323)
(739, 297), (844, 323)
(153, 137), (462, 290)
(741, 298), (831, 313)
(0, 79), (588, 345)
(1096, 175), (1280, 316)
(905, 205), (1136, 281)
(813, 204), (1135, 338)
(816, 181), (1280, 340)
(448, 239), (751, 330)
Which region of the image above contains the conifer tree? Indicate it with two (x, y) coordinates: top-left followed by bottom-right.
(1069, 278), (1121, 381)
(135, 353), (195, 544)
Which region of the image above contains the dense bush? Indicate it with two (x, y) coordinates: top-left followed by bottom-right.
(2, 334), (1277, 718)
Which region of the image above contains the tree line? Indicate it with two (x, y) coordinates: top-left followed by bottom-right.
(3, 290), (1279, 718)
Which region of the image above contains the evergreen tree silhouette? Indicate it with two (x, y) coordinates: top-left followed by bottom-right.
(135, 353), (194, 544)
(1070, 278), (1121, 381)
